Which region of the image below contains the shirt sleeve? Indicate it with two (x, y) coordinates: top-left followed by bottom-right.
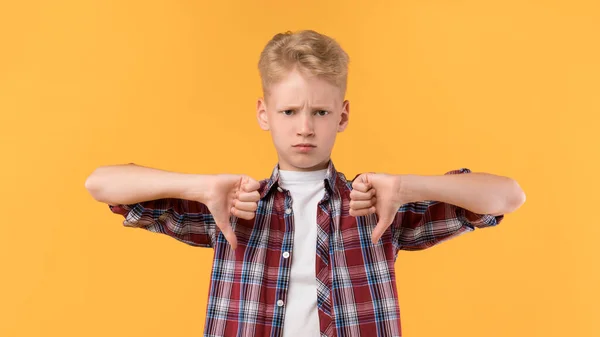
(108, 198), (217, 248)
(392, 168), (504, 251)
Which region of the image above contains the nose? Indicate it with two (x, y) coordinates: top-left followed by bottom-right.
(297, 113), (315, 137)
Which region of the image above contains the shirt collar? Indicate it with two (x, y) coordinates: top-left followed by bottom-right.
(260, 159), (339, 199)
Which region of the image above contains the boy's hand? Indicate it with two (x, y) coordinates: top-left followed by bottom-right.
(350, 173), (407, 244)
(203, 174), (261, 250)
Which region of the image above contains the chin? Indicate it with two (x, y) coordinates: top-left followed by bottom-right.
(287, 155), (329, 171)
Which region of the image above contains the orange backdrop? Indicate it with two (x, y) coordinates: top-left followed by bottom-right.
(1, 1), (598, 336)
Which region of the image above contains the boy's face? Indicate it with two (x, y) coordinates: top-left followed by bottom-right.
(257, 68), (349, 172)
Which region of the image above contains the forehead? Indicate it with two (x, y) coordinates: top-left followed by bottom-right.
(267, 69), (342, 107)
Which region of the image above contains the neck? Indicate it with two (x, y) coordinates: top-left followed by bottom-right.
(278, 159), (329, 172)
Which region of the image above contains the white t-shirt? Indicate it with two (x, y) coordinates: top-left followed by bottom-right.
(278, 168), (327, 337)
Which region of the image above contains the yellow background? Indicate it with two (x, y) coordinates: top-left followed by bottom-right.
(1, 0), (598, 336)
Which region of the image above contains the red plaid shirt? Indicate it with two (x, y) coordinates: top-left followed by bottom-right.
(109, 160), (503, 337)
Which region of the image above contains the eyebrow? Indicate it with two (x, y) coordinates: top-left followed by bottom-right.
(276, 105), (334, 111)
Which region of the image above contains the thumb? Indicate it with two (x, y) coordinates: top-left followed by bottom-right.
(371, 214), (395, 244)
(215, 212), (237, 250)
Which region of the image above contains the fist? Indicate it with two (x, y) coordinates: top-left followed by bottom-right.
(350, 172), (406, 244)
(204, 174), (261, 249)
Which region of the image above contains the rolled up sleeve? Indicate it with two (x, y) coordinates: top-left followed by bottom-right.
(109, 198), (217, 248)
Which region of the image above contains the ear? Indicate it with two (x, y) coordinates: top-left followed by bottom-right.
(256, 98), (269, 131)
(338, 99), (350, 132)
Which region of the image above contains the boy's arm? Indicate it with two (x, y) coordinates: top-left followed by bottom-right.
(85, 163), (211, 206)
(401, 168), (526, 217)
(351, 168), (525, 250)
(85, 163), (218, 248)
(392, 168), (524, 251)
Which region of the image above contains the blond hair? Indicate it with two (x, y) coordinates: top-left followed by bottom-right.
(258, 30), (349, 97)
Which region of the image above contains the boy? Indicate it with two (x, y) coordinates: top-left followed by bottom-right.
(85, 30), (525, 337)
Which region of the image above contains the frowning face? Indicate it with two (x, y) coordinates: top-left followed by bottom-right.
(257, 68), (349, 171)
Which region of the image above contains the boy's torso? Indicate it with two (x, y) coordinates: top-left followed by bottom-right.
(204, 160), (402, 337)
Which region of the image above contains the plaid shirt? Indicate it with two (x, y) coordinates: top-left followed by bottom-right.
(109, 160), (503, 337)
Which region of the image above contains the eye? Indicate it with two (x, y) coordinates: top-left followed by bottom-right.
(281, 110), (294, 116)
(315, 110), (329, 116)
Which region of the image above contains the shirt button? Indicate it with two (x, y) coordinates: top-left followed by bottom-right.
(277, 300), (284, 307)
(285, 208), (292, 215)
(283, 251), (290, 259)
(277, 186), (283, 192)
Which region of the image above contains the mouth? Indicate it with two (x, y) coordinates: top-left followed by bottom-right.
(292, 144), (316, 152)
